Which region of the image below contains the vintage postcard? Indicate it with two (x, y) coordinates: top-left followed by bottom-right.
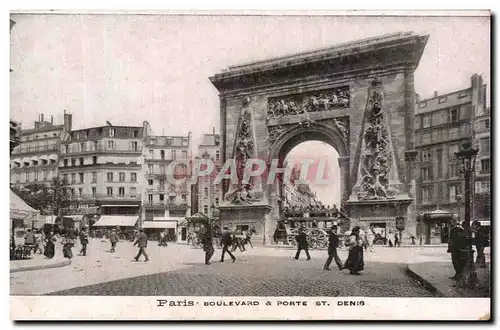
(9, 11), (491, 320)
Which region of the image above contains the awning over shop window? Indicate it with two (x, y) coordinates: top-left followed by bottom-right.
(92, 215), (138, 227)
(142, 221), (177, 229)
(10, 190), (38, 220)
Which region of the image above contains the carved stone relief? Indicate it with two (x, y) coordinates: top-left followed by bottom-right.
(267, 87), (350, 120)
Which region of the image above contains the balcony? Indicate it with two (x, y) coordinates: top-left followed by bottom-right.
(61, 146), (142, 156)
(144, 200), (167, 209)
(167, 201), (189, 210)
(12, 144), (59, 155)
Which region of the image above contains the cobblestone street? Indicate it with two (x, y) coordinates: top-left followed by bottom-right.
(10, 240), (449, 297)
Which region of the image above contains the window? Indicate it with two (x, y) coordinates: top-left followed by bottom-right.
(448, 164), (459, 178)
(421, 149), (431, 161)
(71, 158), (76, 166)
(133, 130), (139, 138)
(107, 172), (114, 182)
(79, 157), (84, 165)
(118, 187), (125, 197)
(93, 141), (98, 151)
(159, 194), (165, 202)
(130, 187), (137, 197)
(71, 173), (76, 184)
(182, 194), (187, 202)
(42, 170), (48, 181)
(159, 179), (165, 187)
(80, 142), (85, 152)
(481, 159), (490, 173)
(148, 179), (153, 186)
(92, 187), (96, 197)
(166, 138), (172, 145)
(450, 108), (460, 122)
(422, 115), (431, 128)
(131, 173), (137, 182)
(484, 119), (490, 129)
(131, 141), (138, 151)
(93, 156), (97, 164)
(215, 197), (219, 206)
(159, 164), (165, 174)
(63, 159), (68, 167)
(107, 187), (113, 197)
(34, 171), (39, 181)
(79, 172), (84, 183)
(449, 144), (459, 158)
(149, 150), (154, 159)
(171, 150), (176, 160)
(92, 172), (97, 183)
(421, 187), (431, 203)
(438, 96), (447, 104)
(204, 187), (209, 197)
(449, 185), (459, 202)
(476, 181), (490, 194)
(108, 140), (115, 150)
(119, 172), (125, 182)
(109, 128), (116, 137)
(480, 137), (490, 153)
(421, 168), (431, 181)
(62, 174), (68, 183)
(421, 132), (431, 144)
(148, 164), (154, 174)
(78, 188), (83, 197)
(148, 194), (153, 203)
(160, 150), (165, 160)
(182, 150), (188, 159)
(216, 150), (220, 161)
(203, 205), (208, 214)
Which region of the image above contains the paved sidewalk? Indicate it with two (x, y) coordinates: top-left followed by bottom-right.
(406, 262), (491, 297)
(10, 254), (71, 273)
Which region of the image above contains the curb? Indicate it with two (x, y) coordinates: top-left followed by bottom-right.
(404, 264), (442, 297)
(10, 259), (72, 273)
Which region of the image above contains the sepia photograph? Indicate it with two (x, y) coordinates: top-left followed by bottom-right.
(9, 11), (491, 320)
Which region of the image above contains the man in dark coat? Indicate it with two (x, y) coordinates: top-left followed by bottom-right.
(109, 229), (118, 253)
(323, 225), (343, 270)
(448, 217), (466, 280)
(79, 227), (89, 256)
(472, 220), (487, 268)
(294, 227), (311, 260)
(220, 227), (236, 263)
(133, 229), (149, 262)
(203, 223), (215, 265)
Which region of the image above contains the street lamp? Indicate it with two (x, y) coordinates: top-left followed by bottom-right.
(454, 140), (479, 288)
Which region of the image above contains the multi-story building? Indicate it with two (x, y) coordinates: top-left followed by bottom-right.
(196, 129), (222, 219)
(58, 122), (144, 227)
(140, 121), (191, 240)
(473, 108), (491, 224)
(414, 74), (488, 244)
(10, 112), (72, 188)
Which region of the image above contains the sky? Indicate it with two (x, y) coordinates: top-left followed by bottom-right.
(10, 14), (490, 205)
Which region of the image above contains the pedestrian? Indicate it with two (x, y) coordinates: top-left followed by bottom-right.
(79, 227), (89, 256)
(387, 231), (394, 247)
(411, 234), (416, 245)
(294, 227), (311, 260)
(109, 229), (118, 253)
(472, 220), (487, 268)
(62, 232), (74, 259)
(203, 223), (215, 265)
(133, 229), (149, 262)
(323, 225), (343, 271)
(231, 228), (246, 252)
(365, 230), (374, 252)
(448, 217), (466, 281)
(34, 230), (43, 254)
(344, 226), (364, 275)
(394, 233), (400, 247)
(220, 227), (236, 263)
(44, 231), (56, 259)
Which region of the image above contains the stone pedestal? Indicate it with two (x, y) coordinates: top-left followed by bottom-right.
(218, 203), (272, 245)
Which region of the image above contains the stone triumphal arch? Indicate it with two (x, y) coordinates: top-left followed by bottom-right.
(210, 32), (428, 245)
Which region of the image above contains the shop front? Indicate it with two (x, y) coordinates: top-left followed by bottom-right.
(141, 219), (178, 241)
(418, 209), (456, 245)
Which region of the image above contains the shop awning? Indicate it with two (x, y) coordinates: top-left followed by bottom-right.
(142, 221), (177, 229)
(10, 190), (38, 219)
(92, 215), (138, 227)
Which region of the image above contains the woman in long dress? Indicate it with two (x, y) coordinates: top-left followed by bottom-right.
(344, 226), (364, 275)
(44, 231), (56, 259)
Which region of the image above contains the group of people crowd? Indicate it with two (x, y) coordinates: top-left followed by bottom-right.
(281, 204), (348, 218)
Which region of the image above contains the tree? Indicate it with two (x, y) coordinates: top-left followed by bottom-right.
(11, 177), (71, 216)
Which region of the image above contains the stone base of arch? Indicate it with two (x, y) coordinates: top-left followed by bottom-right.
(218, 203), (272, 245)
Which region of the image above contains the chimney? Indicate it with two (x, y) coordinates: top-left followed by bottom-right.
(415, 93), (421, 102)
(433, 91), (438, 98)
(41, 114), (44, 123)
(64, 112), (73, 132)
(213, 127), (215, 135)
(51, 115), (54, 124)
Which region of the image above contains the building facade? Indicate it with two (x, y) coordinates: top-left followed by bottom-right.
(58, 123), (144, 227)
(414, 74), (488, 244)
(473, 108), (491, 223)
(196, 130), (222, 219)
(10, 112), (72, 188)
(140, 121), (192, 240)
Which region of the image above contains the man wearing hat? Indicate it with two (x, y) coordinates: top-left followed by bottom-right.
(133, 229), (149, 262)
(323, 225), (343, 271)
(109, 229), (118, 253)
(294, 227), (311, 260)
(220, 227), (236, 263)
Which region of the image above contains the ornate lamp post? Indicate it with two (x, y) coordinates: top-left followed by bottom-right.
(454, 141), (479, 288)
